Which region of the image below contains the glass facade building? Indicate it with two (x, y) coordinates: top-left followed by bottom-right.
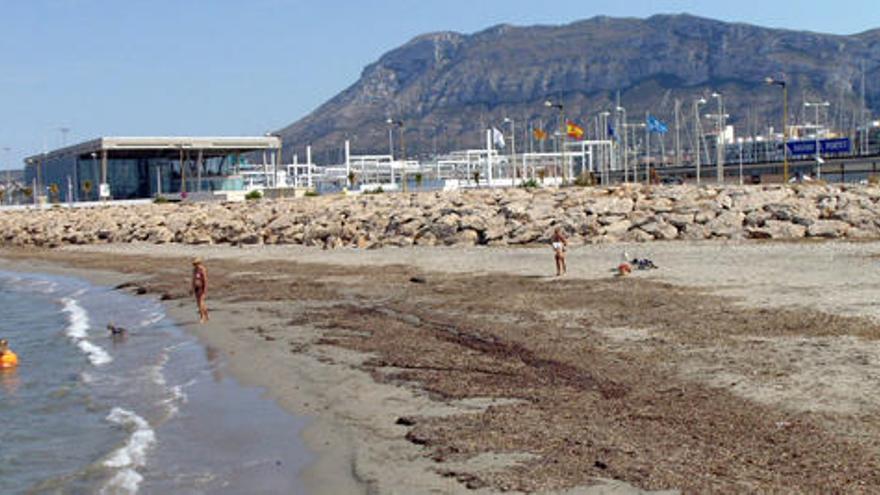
(24, 137), (280, 202)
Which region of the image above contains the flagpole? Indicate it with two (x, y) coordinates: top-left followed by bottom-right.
(645, 111), (650, 184)
(674, 98), (682, 167)
(562, 109), (567, 185)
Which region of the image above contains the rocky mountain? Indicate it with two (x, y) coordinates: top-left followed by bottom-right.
(277, 14), (880, 163)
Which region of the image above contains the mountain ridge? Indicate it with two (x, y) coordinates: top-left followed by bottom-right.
(277, 14), (879, 163)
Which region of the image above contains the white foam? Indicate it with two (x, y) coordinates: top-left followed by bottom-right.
(138, 312), (164, 328)
(32, 280), (59, 294)
(78, 340), (113, 366)
(102, 407), (156, 494)
(102, 469), (143, 495)
(61, 297), (113, 367)
(62, 298), (90, 339)
(160, 383), (189, 419)
(149, 353), (170, 387)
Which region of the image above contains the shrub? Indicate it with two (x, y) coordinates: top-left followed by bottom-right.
(519, 178), (539, 189)
(245, 190), (263, 201)
(574, 172), (596, 187)
(304, 190), (320, 197)
(364, 186), (384, 195)
(537, 169), (547, 184)
(153, 196), (169, 204)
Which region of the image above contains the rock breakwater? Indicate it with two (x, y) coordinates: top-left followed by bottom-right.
(5, 184), (880, 248)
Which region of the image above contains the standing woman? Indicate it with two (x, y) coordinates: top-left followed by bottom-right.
(192, 258), (209, 323)
(551, 227), (568, 277)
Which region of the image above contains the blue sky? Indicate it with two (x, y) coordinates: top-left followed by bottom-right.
(1, 0), (878, 169)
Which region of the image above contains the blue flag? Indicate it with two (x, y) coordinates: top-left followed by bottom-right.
(646, 115), (668, 134)
(607, 123), (617, 140)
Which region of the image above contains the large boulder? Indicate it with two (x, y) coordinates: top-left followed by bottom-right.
(622, 229), (654, 243)
(730, 188), (790, 212)
(602, 219), (632, 237)
(640, 221), (678, 240)
(585, 196), (634, 216)
(765, 202), (820, 226)
(705, 211), (745, 238)
(807, 220), (850, 238)
(679, 223), (709, 241)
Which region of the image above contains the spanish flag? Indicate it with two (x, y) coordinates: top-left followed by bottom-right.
(567, 121), (585, 140)
(533, 128), (548, 141)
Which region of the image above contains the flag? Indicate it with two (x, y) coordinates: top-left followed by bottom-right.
(533, 128), (548, 141)
(646, 115), (668, 134)
(566, 121), (585, 140)
(607, 123), (617, 140)
(492, 127), (505, 148)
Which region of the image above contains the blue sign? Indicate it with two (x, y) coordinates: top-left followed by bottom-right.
(786, 138), (851, 156)
(821, 138), (851, 154)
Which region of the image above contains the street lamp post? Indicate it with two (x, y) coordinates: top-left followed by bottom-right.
(711, 92), (725, 183)
(599, 111), (611, 182)
(545, 100), (565, 184)
(387, 124), (394, 160)
(386, 119), (405, 191)
(737, 137), (744, 185)
(503, 117), (517, 185)
(616, 107), (627, 182)
(694, 98), (706, 184)
(765, 77), (789, 182)
(615, 107), (629, 182)
(805, 101), (830, 179)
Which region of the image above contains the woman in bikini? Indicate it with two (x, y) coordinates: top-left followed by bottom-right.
(551, 228), (568, 277)
(192, 258), (209, 323)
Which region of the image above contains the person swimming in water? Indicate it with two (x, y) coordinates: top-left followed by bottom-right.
(192, 257), (209, 323)
(0, 338), (19, 368)
(107, 323), (127, 336)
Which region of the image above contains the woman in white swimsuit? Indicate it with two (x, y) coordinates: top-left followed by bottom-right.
(551, 228), (568, 276)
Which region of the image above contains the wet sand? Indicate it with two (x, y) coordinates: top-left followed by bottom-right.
(4, 240), (880, 493)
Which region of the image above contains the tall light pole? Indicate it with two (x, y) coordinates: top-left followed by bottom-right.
(616, 106), (628, 182)
(545, 100), (565, 183)
(386, 121), (395, 159)
(387, 119), (405, 191)
(737, 137), (744, 185)
(599, 111), (611, 182)
(765, 77), (789, 182)
(711, 92), (725, 183)
(694, 98), (706, 184)
(503, 117), (517, 185)
(805, 101), (830, 178)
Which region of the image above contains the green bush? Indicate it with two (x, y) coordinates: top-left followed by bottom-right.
(574, 172), (596, 187)
(245, 190), (263, 201)
(304, 190), (320, 197)
(519, 178), (539, 189)
(363, 186), (384, 195)
(153, 196), (169, 204)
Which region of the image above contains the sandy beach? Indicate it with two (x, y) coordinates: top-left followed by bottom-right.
(4, 240), (880, 493)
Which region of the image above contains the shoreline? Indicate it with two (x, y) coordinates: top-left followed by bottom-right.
(0, 247), (676, 494)
(4, 241), (880, 492)
(0, 257), (368, 495)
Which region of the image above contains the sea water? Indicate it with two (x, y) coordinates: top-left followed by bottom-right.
(0, 271), (312, 494)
